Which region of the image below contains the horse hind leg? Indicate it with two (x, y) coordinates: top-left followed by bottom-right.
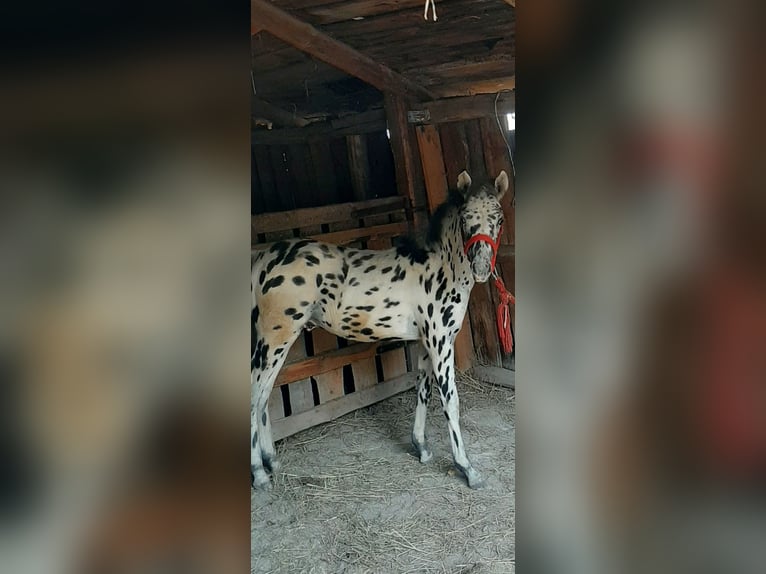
(251, 317), (305, 490)
(411, 348), (434, 463)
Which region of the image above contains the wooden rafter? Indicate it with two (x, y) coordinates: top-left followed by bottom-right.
(252, 96), (310, 127)
(408, 92), (515, 125)
(433, 76), (515, 98)
(251, 0), (435, 101)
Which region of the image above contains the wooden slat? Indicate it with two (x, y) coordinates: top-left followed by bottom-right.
(346, 134), (370, 201)
(408, 93), (515, 125)
(308, 140), (339, 207)
(267, 144), (296, 211)
(273, 372), (417, 441)
(267, 386), (286, 421)
(284, 327), (315, 415)
(465, 119), (488, 182)
(251, 0), (434, 100)
(454, 313), (475, 373)
(275, 342), (379, 387)
(309, 222), (408, 246)
(311, 329), (345, 403)
(253, 146), (278, 212)
(252, 196), (404, 235)
(438, 122), (470, 187)
(252, 221), (409, 250)
(471, 366), (515, 389)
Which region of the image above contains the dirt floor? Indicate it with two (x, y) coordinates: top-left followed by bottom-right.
(251, 373), (515, 574)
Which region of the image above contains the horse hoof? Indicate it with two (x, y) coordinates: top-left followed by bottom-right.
(419, 450), (433, 463)
(263, 456), (281, 474)
(251, 467), (272, 491)
(468, 476), (487, 489)
(252, 477), (273, 491)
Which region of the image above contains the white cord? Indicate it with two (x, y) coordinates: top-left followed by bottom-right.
(494, 90), (516, 205)
(424, 0), (437, 21)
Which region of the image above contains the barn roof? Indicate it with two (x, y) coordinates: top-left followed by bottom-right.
(252, 0), (515, 125)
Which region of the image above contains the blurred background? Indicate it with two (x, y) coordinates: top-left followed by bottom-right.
(2, 0), (765, 573)
(517, 1), (765, 573)
(0, 1), (251, 573)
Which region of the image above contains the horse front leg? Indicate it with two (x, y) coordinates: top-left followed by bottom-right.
(411, 347), (434, 463)
(425, 340), (486, 489)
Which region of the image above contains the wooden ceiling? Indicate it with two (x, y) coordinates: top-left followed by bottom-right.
(252, 0), (515, 124)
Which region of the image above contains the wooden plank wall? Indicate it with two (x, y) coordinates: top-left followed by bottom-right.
(252, 130), (397, 214)
(417, 117), (515, 370)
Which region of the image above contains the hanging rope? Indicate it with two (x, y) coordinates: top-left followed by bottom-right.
(493, 273), (515, 354)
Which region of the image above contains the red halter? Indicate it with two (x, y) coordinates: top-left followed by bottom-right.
(463, 224), (515, 354)
(463, 224), (503, 272)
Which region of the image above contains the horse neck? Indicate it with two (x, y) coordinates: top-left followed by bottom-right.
(431, 208), (474, 292)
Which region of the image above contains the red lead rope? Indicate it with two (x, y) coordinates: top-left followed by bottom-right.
(464, 224), (515, 354)
(494, 275), (515, 354)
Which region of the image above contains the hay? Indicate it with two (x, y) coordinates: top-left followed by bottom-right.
(252, 373), (515, 574)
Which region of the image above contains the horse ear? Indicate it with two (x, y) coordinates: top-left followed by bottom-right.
(494, 170), (509, 199)
(457, 171), (472, 194)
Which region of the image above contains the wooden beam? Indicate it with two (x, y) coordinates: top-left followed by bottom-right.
(408, 93), (515, 125)
(252, 96), (310, 128)
(504, 0), (516, 7)
(275, 342), (379, 387)
(251, 0), (434, 100)
(251, 117), (387, 144)
(433, 76), (516, 98)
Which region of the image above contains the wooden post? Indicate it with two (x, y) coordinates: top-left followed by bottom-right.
(385, 92), (427, 229)
(416, 123), (475, 371)
(415, 124), (449, 212)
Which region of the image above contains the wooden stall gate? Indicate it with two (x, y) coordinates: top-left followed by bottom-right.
(252, 196), (421, 440)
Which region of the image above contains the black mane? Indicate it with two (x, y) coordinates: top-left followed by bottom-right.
(395, 189), (465, 263)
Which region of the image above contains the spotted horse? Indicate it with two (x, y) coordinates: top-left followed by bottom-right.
(252, 170), (509, 490)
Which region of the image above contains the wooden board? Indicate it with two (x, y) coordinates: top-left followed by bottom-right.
(275, 342), (379, 387)
(252, 196), (405, 235)
(471, 366), (515, 389)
